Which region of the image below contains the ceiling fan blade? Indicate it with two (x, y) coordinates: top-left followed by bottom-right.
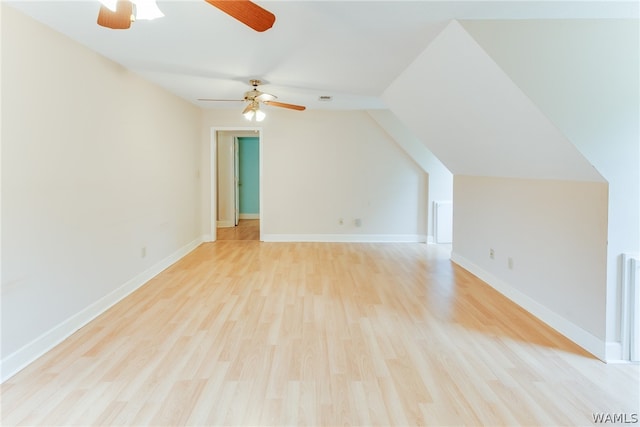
(264, 101), (306, 111)
(198, 98), (244, 102)
(204, 0), (275, 32)
(256, 92), (276, 102)
(242, 103), (254, 115)
(97, 0), (133, 29)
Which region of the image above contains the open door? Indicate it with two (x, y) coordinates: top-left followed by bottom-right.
(212, 128), (262, 242)
(234, 137), (240, 226)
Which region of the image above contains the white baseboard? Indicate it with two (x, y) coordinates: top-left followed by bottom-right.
(605, 341), (626, 363)
(262, 234), (428, 243)
(239, 214), (260, 220)
(427, 235), (435, 244)
(1, 236), (205, 383)
(451, 252), (606, 361)
(217, 220), (234, 228)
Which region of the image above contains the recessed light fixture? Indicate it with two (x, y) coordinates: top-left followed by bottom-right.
(318, 96), (333, 101)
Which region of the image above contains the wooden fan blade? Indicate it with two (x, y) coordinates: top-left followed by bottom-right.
(264, 101), (306, 111)
(242, 103), (254, 115)
(204, 0), (275, 32)
(97, 0), (133, 29)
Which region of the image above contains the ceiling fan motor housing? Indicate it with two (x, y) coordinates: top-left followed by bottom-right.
(198, 79), (305, 111)
(244, 81), (276, 102)
(244, 89), (261, 101)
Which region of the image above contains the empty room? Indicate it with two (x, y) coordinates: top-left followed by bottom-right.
(1, 1), (639, 426)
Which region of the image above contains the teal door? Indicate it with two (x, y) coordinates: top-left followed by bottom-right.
(238, 137), (259, 216)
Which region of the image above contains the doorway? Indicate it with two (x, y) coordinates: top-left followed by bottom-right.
(216, 218), (260, 241)
(211, 128), (262, 241)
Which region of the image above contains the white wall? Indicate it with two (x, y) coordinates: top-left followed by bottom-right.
(452, 176), (609, 357)
(366, 110), (453, 242)
(1, 3), (4, 320)
(382, 20), (614, 358)
(461, 19), (639, 358)
(201, 109), (428, 242)
(1, 5), (203, 378)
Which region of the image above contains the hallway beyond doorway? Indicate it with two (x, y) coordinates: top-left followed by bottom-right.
(217, 219), (260, 241)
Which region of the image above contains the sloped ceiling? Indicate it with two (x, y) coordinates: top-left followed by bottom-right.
(460, 19), (639, 182)
(382, 20), (605, 182)
(5, 1), (638, 111)
(366, 110), (448, 176)
(4, 2), (635, 182)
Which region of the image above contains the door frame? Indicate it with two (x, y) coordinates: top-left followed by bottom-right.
(210, 126), (263, 242)
(234, 137), (240, 227)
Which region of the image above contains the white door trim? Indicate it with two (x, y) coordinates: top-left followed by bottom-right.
(210, 127), (263, 242)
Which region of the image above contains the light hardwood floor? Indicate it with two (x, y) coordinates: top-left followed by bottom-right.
(217, 219), (260, 241)
(1, 241), (638, 426)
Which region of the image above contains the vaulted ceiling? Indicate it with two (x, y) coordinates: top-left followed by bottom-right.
(382, 20), (607, 181)
(5, 1), (637, 183)
(7, 1), (638, 111)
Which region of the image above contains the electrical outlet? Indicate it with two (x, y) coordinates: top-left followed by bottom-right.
(508, 257), (514, 269)
(354, 218), (362, 227)
(141, 247), (147, 258)
(339, 218), (344, 225)
(489, 248), (495, 259)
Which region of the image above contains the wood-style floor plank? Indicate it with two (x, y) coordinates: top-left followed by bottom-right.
(1, 241), (638, 426)
(217, 219), (260, 241)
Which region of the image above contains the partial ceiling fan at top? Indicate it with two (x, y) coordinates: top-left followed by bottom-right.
(97, 0), (276, 32)
(96, 0), (160, 29)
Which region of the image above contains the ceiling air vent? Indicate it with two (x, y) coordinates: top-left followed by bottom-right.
(318, 95), (333, 101)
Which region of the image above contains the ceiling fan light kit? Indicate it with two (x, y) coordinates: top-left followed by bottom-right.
(131, 0), (164, 21)
(99, 0), (119, 12)
(98, 0), (163, 25)
(199, 80), (306, 121)
(95, 1), (293, 121)
(243, 101), (265, 122)
(97, 0), (275, 32)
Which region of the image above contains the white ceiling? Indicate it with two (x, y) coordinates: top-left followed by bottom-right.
(7, 0), (638, 110)
(383, 20), (606, 181)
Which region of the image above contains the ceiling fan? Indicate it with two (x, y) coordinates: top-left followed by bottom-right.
(97, 0), (275, 32)
(199, 80), (306, 121)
